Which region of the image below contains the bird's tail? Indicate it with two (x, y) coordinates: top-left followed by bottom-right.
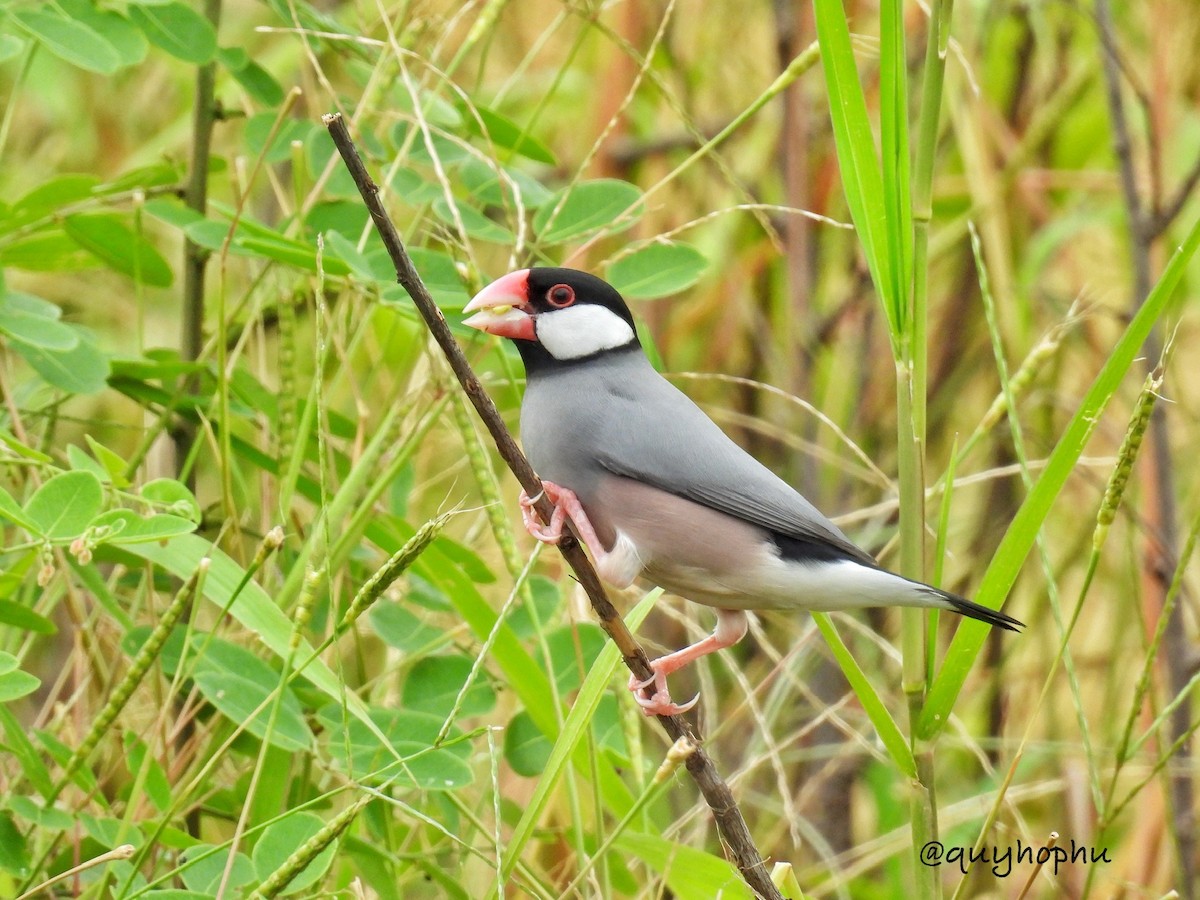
(933, 589), (1023, 632)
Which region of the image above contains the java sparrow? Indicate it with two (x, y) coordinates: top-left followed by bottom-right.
(464, 268), (1022, 716)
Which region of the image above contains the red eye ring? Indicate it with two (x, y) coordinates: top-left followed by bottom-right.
(547, 284), (575, 308)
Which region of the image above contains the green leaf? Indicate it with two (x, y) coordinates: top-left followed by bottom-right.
(534, 179), (643, 244)
(459, 158), (553, 210)
(56, 0), (148, 68)
(407, 248), (468, 308)
(0, 484), (38, 531)
(401, 655), (495, 718)
(0, 34), (25, 64)
(23, 470), (103, 541)
(542, 624), (606, 693)
(192, 638), (314, 752)
(89, 510), (197, 544)
(368, 604), (446, 653)
(918, 210), (1200, 739)
(124, 536), (405, 756)
(121, 625), (187, 678)
(0, 292), (77, 349)
(503, 710), (550, 777)
(0, 653), (40, 703)
(813, 613), (915, 776)
(506, 575), (561, 639)
(0, 812), (30, 877)
(812, 0), (896, 331)
(11, 174), (100, 220)
(179, 845), (254, 894)
(607, 243), (708, 300)
(318, 705), (474, 790)
(0, 599), (56, 634)
(9, 6), (120, 74)
(462, 104), (556, 165)
(217, 47), (284, 105)
(320, 231), (374, 282)
(0, 230), (96, 271)
(613, 832), (754, 900)
(67, 444), (110, 481)
(251, 812), (338, 894)
(140, 478), (201, 522)
(7, 794), (72, 830)
(124, 732), (171, 812)
(63, 213), (173, 287)
(243, 113), (315, 164)
(128, 2), (216, 64)
(14, 324), (110, 393)
(432, 198), (514, 244)
(84, 435), (132, 488)
(500, 592), (658, 880)
(0, 707), (53, 798)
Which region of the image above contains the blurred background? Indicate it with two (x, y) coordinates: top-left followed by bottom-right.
(1, 0), (1198, 896)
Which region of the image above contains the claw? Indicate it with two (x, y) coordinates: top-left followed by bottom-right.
(634, 690), (700, 717)
(518, 487), (564, 544)
(627, 662), (700, 716)
(628, 672), (656, 692)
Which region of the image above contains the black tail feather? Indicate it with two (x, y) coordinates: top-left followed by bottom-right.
(940, 591), (1023, 632)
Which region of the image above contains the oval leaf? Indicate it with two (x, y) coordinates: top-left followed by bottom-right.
(192, 639), (314, 752)
(401, 655), (495, 718)
(63, 214), (173, 287)
(318, 706), (473, 791)
(15, 326), (110, 393)
(251, 812), (337, 894)
(90, 510), (197, 544)
(534, 179), (643, 244)
(23, 470), (103, 541)
(0, 292), (78, 350)
(10, 7), (120, 74)
(608, 242), (708, 300)
(128, 2), (216, 64)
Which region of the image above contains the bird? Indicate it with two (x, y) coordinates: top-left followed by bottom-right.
(463, 267), (1022, 716)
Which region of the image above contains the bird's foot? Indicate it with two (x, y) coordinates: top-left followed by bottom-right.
(519, 485), (566, 544)
(627, 664), (699, 717)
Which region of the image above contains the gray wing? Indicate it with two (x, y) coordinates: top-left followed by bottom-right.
(592, 361), (877, 567)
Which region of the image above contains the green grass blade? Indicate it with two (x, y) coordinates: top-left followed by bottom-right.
(918, 212), (1200, 740)
(125, 536), (371, 723)
(500, 590), (659, 884)
(812, 0), (896, 335)
(879, 0), (913, 328)
(813, 613), (917, 777)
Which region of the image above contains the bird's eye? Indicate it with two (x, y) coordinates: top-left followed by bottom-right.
(547, 284), (575, 308)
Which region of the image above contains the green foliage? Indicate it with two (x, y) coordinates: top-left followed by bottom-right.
(0, 0), (1197, 898)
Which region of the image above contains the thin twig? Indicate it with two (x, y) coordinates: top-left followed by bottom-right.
(322, 112), (784, 900)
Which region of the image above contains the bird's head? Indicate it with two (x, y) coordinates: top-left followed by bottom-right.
(463, 268), (639, 369)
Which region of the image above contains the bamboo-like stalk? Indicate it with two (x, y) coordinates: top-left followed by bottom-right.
(903, 1), (957, 895)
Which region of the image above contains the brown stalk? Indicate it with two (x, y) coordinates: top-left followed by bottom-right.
(323, 112), (785, 900)
(1096, 1), (1195, 894)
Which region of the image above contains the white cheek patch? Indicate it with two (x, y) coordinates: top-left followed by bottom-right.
(536, 305), (636, 360)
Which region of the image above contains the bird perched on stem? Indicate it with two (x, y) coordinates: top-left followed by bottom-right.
(464, 268), (1021, 716)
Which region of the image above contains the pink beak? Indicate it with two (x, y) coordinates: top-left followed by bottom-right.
(463, 269), (536, 341)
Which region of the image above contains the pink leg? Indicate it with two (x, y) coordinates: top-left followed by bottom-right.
(628, 609), (748, 716)
(520, 482), (642, 589)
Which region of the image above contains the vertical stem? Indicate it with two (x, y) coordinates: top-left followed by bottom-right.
(172, 0), (221, 843)
(904, 1), (953, 895)
(174, 0), (223, 487)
